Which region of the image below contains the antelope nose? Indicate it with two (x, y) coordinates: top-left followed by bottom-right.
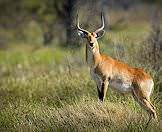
(89, 42), (94, 47)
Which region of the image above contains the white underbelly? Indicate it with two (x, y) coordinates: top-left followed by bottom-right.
(109, 79), (132, 93)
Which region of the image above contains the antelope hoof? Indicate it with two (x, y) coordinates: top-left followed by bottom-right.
(98, 97), (104, 103)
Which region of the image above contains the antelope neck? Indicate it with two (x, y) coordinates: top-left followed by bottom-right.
(86, 43), (101, 67)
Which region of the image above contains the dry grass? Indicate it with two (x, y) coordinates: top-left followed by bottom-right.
(0, 12), (162, 131)
(0, 48), (161, 131)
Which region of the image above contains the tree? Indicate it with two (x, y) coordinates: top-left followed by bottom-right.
(54, 0), (77, 47)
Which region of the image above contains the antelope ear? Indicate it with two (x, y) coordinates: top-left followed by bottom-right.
(96, 30), (105, 39)
(78, 31), (87, 38)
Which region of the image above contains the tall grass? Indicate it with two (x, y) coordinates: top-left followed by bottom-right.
(0, 21), (161, 131)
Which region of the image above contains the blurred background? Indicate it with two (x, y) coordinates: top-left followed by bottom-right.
(0, 0), (162, 131)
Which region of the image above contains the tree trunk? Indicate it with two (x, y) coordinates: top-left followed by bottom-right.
(64, 0), (78, 47)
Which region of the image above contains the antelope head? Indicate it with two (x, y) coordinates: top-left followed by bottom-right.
(77, 13), (105, 52)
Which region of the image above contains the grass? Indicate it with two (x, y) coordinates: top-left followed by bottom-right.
(0, 19), (161, 131)
(0, 47), (161, 132)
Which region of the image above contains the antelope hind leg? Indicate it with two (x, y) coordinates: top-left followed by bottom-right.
(132, 88), (157, 120)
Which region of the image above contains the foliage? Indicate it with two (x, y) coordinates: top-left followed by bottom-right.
(0, 25), (161, 131)
(0, 2), (162, 131)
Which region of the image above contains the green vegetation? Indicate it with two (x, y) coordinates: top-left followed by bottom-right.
(0, 21), (161, 131)
(0, 1), (162, 131)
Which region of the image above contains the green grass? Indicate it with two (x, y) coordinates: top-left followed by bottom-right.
(0, 47), (161, 132)
(0, 21), (161, 131)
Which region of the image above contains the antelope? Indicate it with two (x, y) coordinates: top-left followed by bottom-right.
(77, 13), (157, 122)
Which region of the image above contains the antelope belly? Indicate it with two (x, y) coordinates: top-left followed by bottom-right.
(109, 79), (132, 93)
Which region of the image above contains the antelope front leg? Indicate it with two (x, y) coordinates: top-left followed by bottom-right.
(95, 80), (102, 102)
(99, 78), (109, 102)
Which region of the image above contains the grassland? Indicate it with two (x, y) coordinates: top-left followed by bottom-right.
(0, 20), (161, 131)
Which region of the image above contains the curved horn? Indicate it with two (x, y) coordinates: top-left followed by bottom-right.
(95, 12), (105, 33)
(77, 14), (89, 34)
